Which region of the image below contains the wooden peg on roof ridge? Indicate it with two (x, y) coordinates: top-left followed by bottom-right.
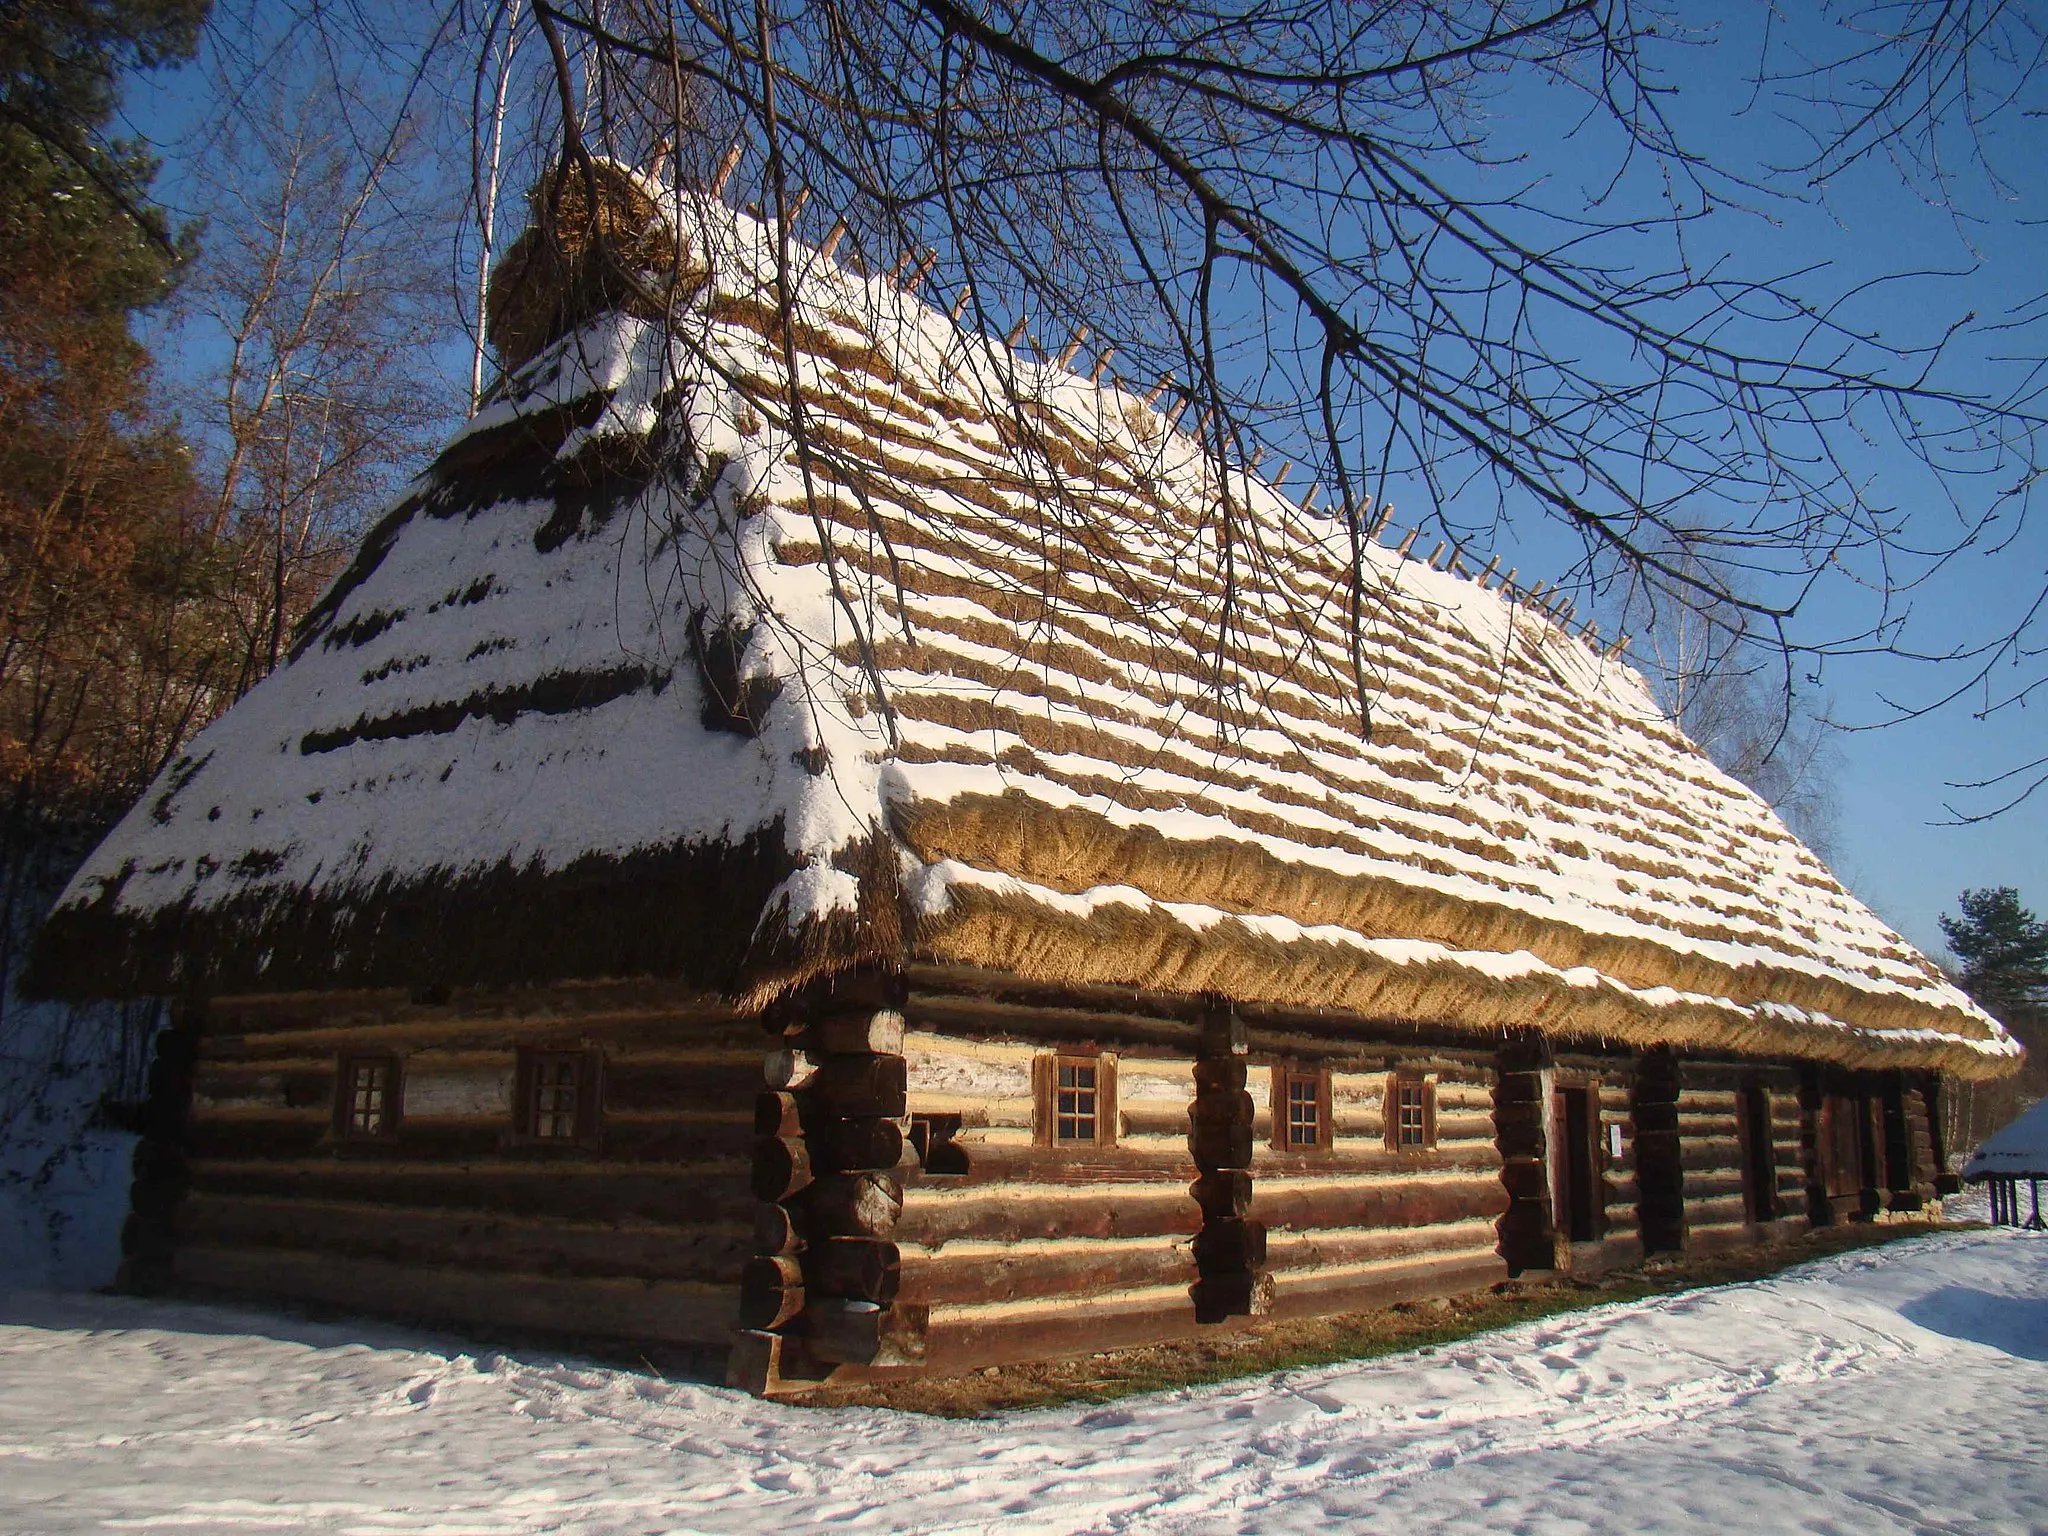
(1300, 484), (1321, 512)
(1145, 377), (1174, 405)
(1427, 541), (1447, 568)
(1055, 328), (1091, 369)
(1005, 318), (1029, 347)
(711, 140), (746, 198)
(908, 249), (940, 288)
(886, 248), (915, 281)
(1090, 349), (1115, 383)
(820, 218), (849, 260)
(784, 187), (811, 226)
(648, 138), (672, 182)
(1478, 554), (1501, 590)
(1247, 446), (1266, 468)
(1608, 632), (1632, 657)
(950, 285), (974, 320)
(1271, 461), (1293, 488)
(1395, 527), (1421, 557)
(1367, 502), (1394, 540)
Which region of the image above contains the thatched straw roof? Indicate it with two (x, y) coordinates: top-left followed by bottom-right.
(32, 164), (2018, 1080)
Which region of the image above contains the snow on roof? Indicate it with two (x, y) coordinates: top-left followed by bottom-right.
(1965, 1098), (2048, 1179)
(30, 174), (2018, 1077)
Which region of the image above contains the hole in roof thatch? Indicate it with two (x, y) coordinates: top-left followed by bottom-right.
(689, 608), (782, 737)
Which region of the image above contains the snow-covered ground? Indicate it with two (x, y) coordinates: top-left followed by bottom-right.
(2, 1232), (2041, 1534)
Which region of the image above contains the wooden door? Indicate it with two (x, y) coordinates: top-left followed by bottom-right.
(1552, 1084), (1599, 1243)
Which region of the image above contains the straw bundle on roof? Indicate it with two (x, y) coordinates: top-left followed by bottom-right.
(485, 158), (705, 368)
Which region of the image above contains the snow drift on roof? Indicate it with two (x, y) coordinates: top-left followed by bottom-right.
(30, 173), (2017, 1078)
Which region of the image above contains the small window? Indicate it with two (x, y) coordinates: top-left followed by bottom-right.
(1386, 1072), (1436, 1152)
(517, 1048), (601, 1144)
(337, 1055), (400, 1141)
(1034, 1051), (1116, 1148)
(1056, 1059), (1098, 1144)
(1271, 1065), (1331, 1151)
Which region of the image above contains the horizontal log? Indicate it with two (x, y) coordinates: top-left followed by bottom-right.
(188, 1157), (754, 1225)
(1255, 1146), (1501, 1177)
(754, 1201), (802, 1256)
(175, 1192), (749, 1285)
(924, 1143), (1198, 1187)
(174, 1243), (739, 1345)
(205, 978), (729, 1029)
(1263, 1250), (1509, 1322)
(1256, 1175), (1509, 1233)
(763, 1050), (810, 1090)
(739, 1255), (805, 1328)
(1684, 1194), (1751, 1225)
(899, 1182), (1202, 1245)
(919, 1283), (1201, 1374)
(806, 1237), (901, 1304)
(1264, 1217), (1499, 1273)
(1194, 1218), (1267, 1271)
(1120, 1099), (1192, 1137)
(808, 1010), (905, 1056)
(899, 1235), (1195, 1308)
(192, 1068), (331, 1111)
(755, 1091), (801, 1138)
(1677, 1139), (1745, 1173)
(753, 1135), (813, 1202)
(808, 1055), (909, 1117)
(1193, 1270), (1274, 1323)
(806, 1115), (909, 1175)
(807, 1172), (904, 1237)
(183, 1113), (755, 1166)
(1193, 1058), (1248, 1093)
(1191, 1170), (1252, 1220)
(602, 1060), (764, 1112)
(1190, 1091), (1255, 1128)
(206, 1010), (753, 1063)
(1190, 1123), (1254, 1172)
(804, 1299), (926, 1367)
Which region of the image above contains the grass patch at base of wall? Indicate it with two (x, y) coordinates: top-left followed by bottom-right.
(789, 1220), (1964, 1417)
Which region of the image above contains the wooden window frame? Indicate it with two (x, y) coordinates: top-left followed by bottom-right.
(1384, 1071), (1437, 1153)
(1032, 1049), (1117, 1149)
(512, 1046), (604, 1149)
(334, 1053), (402, 1143)
(1270, 1064), (1333, 1152)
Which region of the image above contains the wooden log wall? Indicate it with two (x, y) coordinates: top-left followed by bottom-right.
(1630, 1047), (1685, 1253)
(1495, 1033), (1555, 1273)
(732, 970), (923, 1392)
(1247, 1028), (1507, 1319)
(1551, 1053), (1643, 1274)
(165, 980), (757, 1348)
(1674, 1061), (1804, 1256)
(1192, 1002), (1267, 1324)
(1887, 1073), (1940, 1213)
(886, 976), (1207, 1377)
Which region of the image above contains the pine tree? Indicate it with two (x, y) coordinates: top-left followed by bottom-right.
(1940, 888), (2048, 1013)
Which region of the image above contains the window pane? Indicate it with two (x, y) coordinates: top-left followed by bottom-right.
(1054, 1061), (1096, 1142)
(348, 1062), (388, 1136)
(1287, 1075), (1319, 1147)
(1396, 1081), (1426, 1148)
(533, 1057), (580, 1139)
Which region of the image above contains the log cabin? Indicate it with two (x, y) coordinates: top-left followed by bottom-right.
(30, 162), (2020, 1394)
